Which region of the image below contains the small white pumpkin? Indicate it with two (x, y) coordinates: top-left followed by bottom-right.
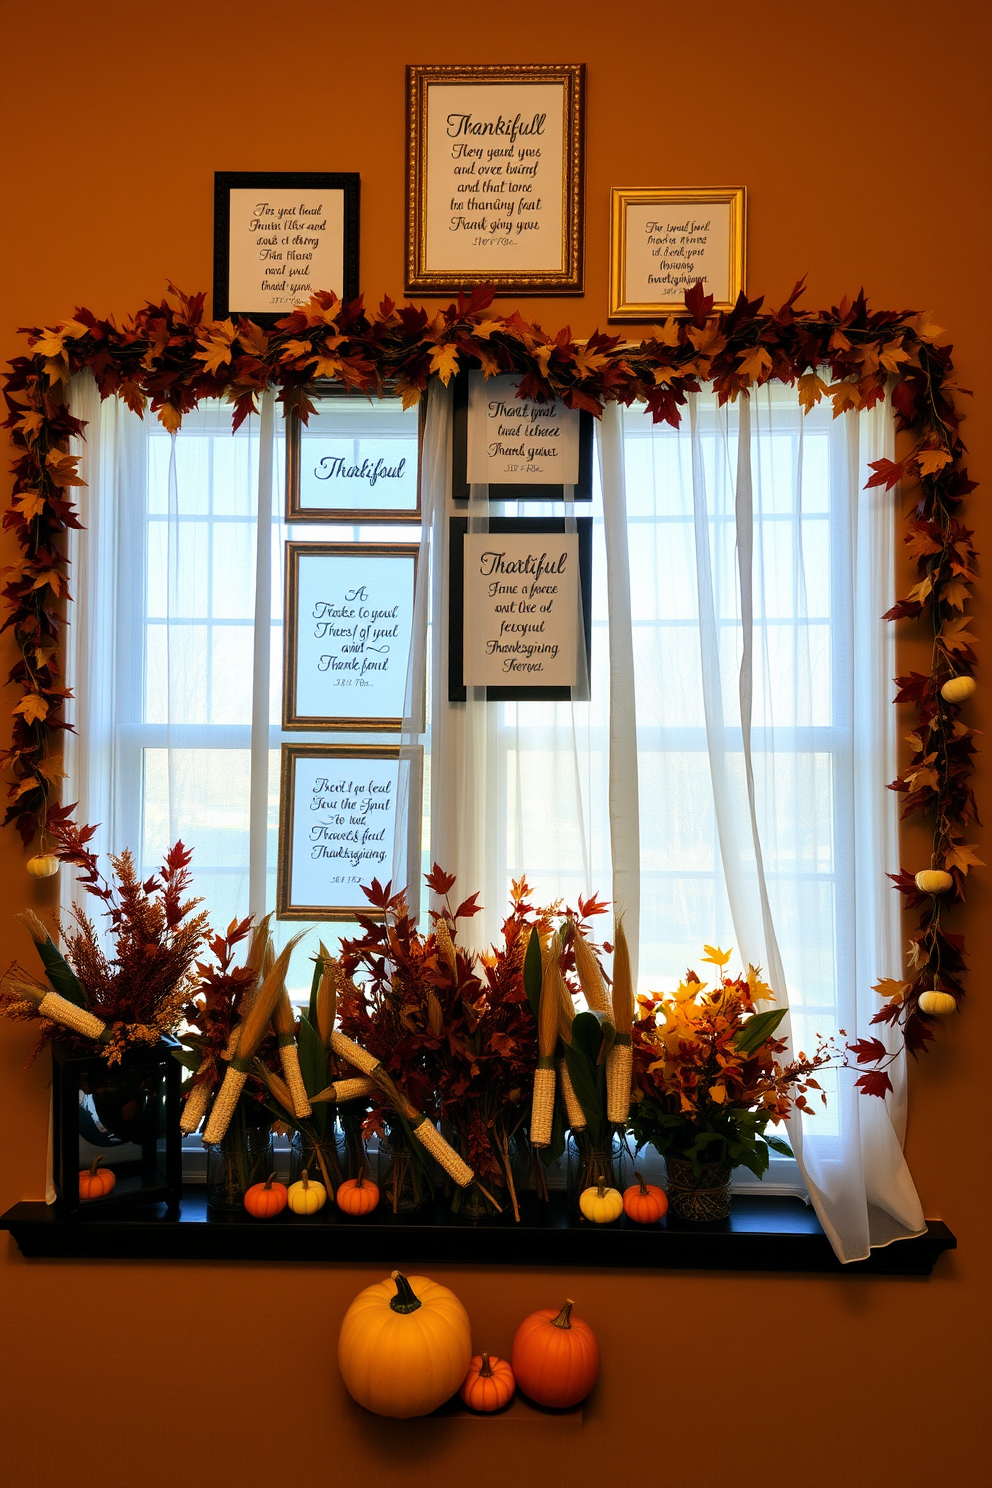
(918, 990), (957, 1016)
(941, 675), (976, 704)
(26, 853), (59, 879)
(914, 870), (954, 894)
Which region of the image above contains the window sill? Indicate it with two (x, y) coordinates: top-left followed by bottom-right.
(0, 1190), (954, 1275)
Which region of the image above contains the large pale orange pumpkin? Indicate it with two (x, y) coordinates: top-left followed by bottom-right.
(338, 1271), (472, 1418)
(512, 1299), (599, 1408)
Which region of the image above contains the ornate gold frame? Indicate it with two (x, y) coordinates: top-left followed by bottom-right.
(277, 742), (421, 920)
(609, 187), (746, 320)
(282, 542), (420, 731)
(406, 63), (585, 295)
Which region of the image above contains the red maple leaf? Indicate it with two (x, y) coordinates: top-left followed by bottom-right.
(855, 1069), (893, 1098)
(848, 1036), (888, 1065)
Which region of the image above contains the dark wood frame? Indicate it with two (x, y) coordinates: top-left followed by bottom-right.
(283, 541), (420, 731)
(451, 369), (594, 501)
(448, 516), (592, 702)
(213, 171), (360, 323)
(276, 742), (421, 921)
(406, 63), (585, 296)
(286, 382), (423, 525)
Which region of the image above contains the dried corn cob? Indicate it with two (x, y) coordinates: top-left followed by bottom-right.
(434, 914), (459, 980)
(529, 1064), (556, 1147)
(315, 945), (340, 1045)
(273, 985), (312, 1118)
(203, 931), (305, 1144)
(329, 1030), (381, 1077)
(202, 1066), (249, 1145)
(35, 990), (109, 1043)
(411, 1116), (474, 1188)
(571, 921), (613, 1017)
(558, 1057), (587, 1133)
(606, 918), (635, 1124)
(180, 1079), (213, 1135)
(309, 1077), (378, 1105)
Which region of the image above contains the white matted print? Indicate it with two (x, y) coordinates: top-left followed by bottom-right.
(466, 373), (580, 486)
(289, 393), (421, 522)
(283, 544), (419, 730)
(609, 187), (746, 319)
(277, 744), (421, 920)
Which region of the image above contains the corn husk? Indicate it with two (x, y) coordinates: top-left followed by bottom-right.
(571, 921), (613, 1017)
(179, 1079), (213, 1135)
(434, 915), (459, 980)
(412, 1116), (474, 1187)
(329, 1030), (381, 1077)
(274, 984), (312, 1118)
(315, 944), (339, 1045)
(255, 1062), (295, 1114)
(558, 1057), (587, 1133)
(529, 1064), (556, 1147)
(606, 918), (635, 1124)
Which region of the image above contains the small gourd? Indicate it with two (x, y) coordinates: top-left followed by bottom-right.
(78, 1155), (116, 1201)
(918, 990), (957, 1016)
(287, 1168), (327, 1216)
(578, 1180), (623, 1225)
(914, 869), (954, 894)
(622, 1172), (668, 1224)
(512, 1299), (599, 1409)
(244, 1172), (288, 1219)
(941, 675), (976, 704)
(338, 1271), (472, 1418)
(460, 1353), (515, 1412)
(336, 1166), (379, 1216)
(27, 853), (60, 879)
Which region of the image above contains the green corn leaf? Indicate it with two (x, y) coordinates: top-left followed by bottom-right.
(523, 927), (542, 1021)
(34, 936), (88, 1008)
(297, 1015), (328, 1138)
(307, 952), (326, 1033)
(732, 1006), (787, 1055)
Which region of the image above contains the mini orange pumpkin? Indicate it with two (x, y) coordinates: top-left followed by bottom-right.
(244, 1172), (288, 1219)
(337, 1166), (380, 1216)
(460, 1352), (515, 1412)
(78, 1155), (116, 1201)
(512, 1299), (599, 1409)
(623, 1172), (668, 1224)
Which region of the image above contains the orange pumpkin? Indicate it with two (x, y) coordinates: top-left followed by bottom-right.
(460, 1352), (515, 1412)
(337, 1167), (380, 1217)
(512, 1299), (599, 1409)
(244, 1172), (288, 1219)
(623, 1172), (668, 1224)
(78, 1155), (116, 1201)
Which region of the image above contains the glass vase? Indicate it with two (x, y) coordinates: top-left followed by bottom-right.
(206, 1102), (274, 1212)
(289, 1127), (344, 1192)
(566, 1132), (632, 1214)
(338, 1104), (370, 1181)
(664, 1156), (733, 1221)
(375, 1124), (432, 1214)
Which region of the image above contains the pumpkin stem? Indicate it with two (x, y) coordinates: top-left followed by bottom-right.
(301, 1169), (310, 1190)
(479, 1352), (494, 1377)
(89, 1156), (103, 1177)
(263, 1172), (276, 1190)
(636, 1171), (649, 1195)
(389, 1270), (423, 1314)
(552, 1299), (575, 1330)
(356, 1162), (366, 1189)
(597, 1181), (606, 1198)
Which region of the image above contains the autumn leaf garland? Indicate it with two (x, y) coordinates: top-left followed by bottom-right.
(0, 277), (980, 1087)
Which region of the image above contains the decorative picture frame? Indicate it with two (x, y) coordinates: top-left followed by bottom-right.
(213, 171), (360, 324)
(406, 63), (585, 295)
(448, 516), (592, 702)
(277, 743), (422, 920)
(286, 383), (423, 524)
(283, 542), (421, 731)
(451, 370), (594, 501)
(608, 187), (746, 320)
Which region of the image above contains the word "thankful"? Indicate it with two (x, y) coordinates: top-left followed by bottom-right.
(445, 111), (547, 145)
(478, 549), (568, 580)
(314, 456), (407, 487)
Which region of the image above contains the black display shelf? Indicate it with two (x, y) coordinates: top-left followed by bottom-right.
(0, 1190), (955, 1274)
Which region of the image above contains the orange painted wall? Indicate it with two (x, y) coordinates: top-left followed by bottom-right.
(1, 2), (989, 1484)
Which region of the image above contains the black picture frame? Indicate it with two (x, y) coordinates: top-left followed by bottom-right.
(451, 371), (594, 501)
(448, 516), (592, 702)
(213, 171), (360, 324)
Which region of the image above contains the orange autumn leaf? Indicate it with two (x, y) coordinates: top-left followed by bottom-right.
(944, 841), (985, 874)
(797, 373), (828, 413)
(872, 978), (908, 1004)
(687, 320), (727, 358)
(737, 345), (773, 382)
(158, 403), (183, 434)
(472, 320), (504, 340)
(429, 344), (460, 384)
(31, 569), (61, 596)
(940, 616), (977, 653)
(916, 447), (953, 477)
(13, 492), (46, 522)
(827, 381), (861, 417)
(12, 693), (49, 725)
(44, 450), (85, 488)
(941, 578), (971, 611)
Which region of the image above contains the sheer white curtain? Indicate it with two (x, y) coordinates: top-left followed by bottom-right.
(612, 383), (924, 1262)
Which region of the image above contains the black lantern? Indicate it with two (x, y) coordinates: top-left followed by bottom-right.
(51, 1036), (182, 1219)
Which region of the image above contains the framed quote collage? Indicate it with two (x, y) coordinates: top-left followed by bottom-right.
(212, 63), (747, 920)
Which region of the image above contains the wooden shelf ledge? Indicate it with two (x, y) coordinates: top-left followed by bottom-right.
(0, 1190), (955, 1274)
